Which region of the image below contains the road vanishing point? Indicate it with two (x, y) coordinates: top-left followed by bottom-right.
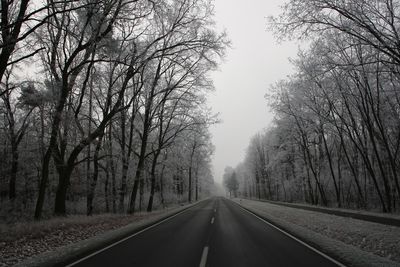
(67, 197), (343, 267)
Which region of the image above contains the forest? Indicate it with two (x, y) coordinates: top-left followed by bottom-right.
(0, 0), (228, 221)
(226, 0), (400, 213)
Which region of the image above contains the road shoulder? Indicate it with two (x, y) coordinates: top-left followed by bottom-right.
(232, 198), (400, 267)
(251, 198), (400, 226)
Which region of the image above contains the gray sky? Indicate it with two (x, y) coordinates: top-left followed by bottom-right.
(208, 0), (298, 183)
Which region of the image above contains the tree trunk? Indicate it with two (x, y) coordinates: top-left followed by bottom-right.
(147, 150), (161, 212)
(188, 144), (196, 203)
(128, 109), (151, 213)
(105, 162), (110, 213)
(34, 146), (52, 219)
(188, 166), (192, 202)
(34, 76), (70, 220)
(9, 141), (18, 200)
(87, 134), (104, 215)
(128, 154), (145, 214)
(128, 55), (162, 214)
(195, 166), (199, 201)
(108, 123), (117, 213)
(321, 129), (341, 207)
(86, 78), (93, 214)
(118, 111), (127, 213)
(54, 166), (72, 216)
(159, 163), (166, 208)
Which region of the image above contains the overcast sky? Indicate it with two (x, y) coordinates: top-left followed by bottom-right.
(208, 0), (298, 183)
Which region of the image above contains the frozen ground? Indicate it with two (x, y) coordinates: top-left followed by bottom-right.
(255, 198), (400, 221)
(0, 204), (192, 267)
(234, 198), (400, 266)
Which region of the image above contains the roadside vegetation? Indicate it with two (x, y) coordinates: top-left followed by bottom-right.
(228, 0), (400, 213)
(0, 0), (228, 222)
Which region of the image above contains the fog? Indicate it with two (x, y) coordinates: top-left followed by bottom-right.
(209, 0), (298, 183)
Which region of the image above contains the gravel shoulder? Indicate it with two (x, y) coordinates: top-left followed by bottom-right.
(0, 202), (201, 267)
(233, 198), (400, 267)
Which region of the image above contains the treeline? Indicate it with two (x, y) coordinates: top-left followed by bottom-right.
(222, 167), (238, 198)
(0, 0), (227, 220)
(231, 0), (400, 212)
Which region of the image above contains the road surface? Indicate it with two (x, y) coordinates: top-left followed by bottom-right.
(69, 197), (341, 267)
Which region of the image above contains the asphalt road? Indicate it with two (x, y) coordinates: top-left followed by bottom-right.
(69, 197), (340, 267)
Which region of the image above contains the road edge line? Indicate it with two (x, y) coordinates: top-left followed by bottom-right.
(15, 199), (209, 267)
(66, 199), (208, 266)
(230, 199), (347, 267)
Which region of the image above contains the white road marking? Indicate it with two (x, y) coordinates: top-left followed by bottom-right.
(211, 217), (214, 224)
(199, 246), (209, 267)
(233, 201), (347, 267)
(66, 199), (208, 267)
(214, 209), (216, 212)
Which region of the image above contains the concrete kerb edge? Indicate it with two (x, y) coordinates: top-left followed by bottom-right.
(231, 199), (400, 267)
(15, 199), (207, 267)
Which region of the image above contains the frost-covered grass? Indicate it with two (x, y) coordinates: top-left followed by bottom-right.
(1, 213), (130, 242)
(259, 199), (400, 220)
(234, 198), (400, 267)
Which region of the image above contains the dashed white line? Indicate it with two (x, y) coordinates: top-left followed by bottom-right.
(199, 246), (209, 267)
(211, 217), (214, 224)
(214, 209), (216, 212)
